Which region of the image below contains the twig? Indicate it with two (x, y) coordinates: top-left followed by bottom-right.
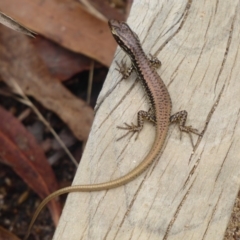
(8, 78), (78, 167)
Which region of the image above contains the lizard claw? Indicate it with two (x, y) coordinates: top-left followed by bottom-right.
(115, 60), (132, 79)
(180, 125), (201, 136)
(117, 122), (142, 141)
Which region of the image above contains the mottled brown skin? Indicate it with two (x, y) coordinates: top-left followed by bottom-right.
(24, 20), (200, 240)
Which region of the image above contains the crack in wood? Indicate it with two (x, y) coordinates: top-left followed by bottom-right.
(163, 177), (196, 240)
(113, 169), (150, 239)
(201, 190), (223, 239)
(98, 76), (138, 129)
(155, 0), (193, 55)
(188, 84), (225, 164)
(214, 5), (236, 91)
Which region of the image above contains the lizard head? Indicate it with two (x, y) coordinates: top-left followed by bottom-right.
(108, 19), (141, 56)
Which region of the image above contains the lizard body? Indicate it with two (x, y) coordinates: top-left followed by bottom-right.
(24, 20), (200, 239)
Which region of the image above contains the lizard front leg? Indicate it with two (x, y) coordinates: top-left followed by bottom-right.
(116, 54), (161, 80)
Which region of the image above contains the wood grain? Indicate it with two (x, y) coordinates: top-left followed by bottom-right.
(54, 0), (240, 239)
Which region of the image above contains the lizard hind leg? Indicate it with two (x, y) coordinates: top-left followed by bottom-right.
(117, 110), (156, 141)
(170, 110), (202, 147)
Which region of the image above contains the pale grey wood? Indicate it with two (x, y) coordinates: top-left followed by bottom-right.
(54, 0), (240, 239)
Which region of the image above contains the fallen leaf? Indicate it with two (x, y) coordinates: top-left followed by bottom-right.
(33, 36), (100, 81)
(87, 0), (125, 21)
(0, 0), (116, 66)
(0, 11), (36, 37)
(80, 0), (125, 22)
(0, 106), (61, 225)
(0, 226), (21, 240)
(0, 25), (94, 141)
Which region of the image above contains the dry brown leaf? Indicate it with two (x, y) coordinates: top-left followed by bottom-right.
(0, 106), (61, 225)
(0, 226), (21, 240)
(81, 0), (125, 21)
(0, 11), (36, 37)
(33, 36), (100, 81)
(0, 0), (116, 66)
(0, 25), (94, 141)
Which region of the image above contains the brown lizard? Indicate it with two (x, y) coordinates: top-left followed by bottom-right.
(24, 20), (201, 239)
